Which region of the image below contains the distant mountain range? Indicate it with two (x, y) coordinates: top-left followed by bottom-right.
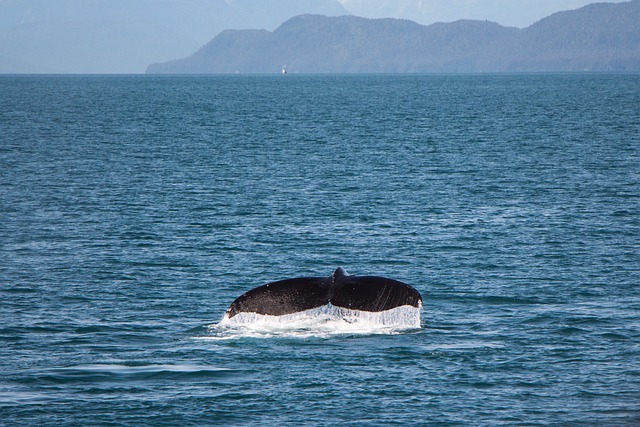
(337, 0), (629, 29)
(0, 0), (347, 73)
(148, 0), (640, 74)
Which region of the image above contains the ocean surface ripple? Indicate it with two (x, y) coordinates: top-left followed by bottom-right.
(1, 74), (639, 426)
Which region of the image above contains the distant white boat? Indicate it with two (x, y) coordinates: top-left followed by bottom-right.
(281, 65), (287, 75)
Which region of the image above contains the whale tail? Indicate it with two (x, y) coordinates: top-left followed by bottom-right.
(225, 268), (422, 319)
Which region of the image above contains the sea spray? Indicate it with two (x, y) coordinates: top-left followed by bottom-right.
(206, 304), (422, 339)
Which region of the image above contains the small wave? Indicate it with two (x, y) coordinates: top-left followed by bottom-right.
(202, 304), (421, 340)
(23, 364), (234, 385)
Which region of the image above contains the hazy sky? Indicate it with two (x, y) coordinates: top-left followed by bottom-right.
(338, 0), (629, 28)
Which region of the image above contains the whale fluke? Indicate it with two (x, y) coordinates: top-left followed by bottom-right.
(225, 267), (422, 319)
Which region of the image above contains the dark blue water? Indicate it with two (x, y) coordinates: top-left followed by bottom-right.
(1, 74), (639, 426)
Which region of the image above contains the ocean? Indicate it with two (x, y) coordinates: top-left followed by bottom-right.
(1, 74), (639, 426)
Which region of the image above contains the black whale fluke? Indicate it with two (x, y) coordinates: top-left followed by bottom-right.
(225, 267), (422, 318)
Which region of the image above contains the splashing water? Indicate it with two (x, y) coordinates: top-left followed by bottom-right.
(204, 304), (422, 340)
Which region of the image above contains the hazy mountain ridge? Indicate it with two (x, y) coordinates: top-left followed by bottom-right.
(0, 0), (348, 73)
(147, 0), (640, 74)
(336, 0), (629, 29)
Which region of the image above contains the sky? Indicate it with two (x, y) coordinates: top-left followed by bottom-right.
(337, 0), (629, 28)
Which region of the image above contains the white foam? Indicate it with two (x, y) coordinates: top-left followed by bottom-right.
(203, 304), (422, 340)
